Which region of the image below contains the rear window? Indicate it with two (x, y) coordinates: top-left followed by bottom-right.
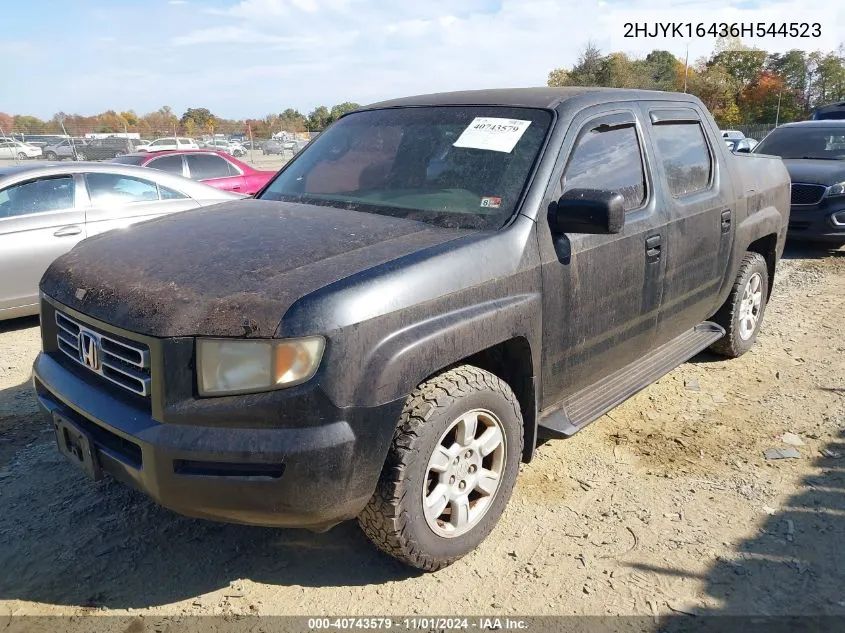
(258, 106), (553, 230)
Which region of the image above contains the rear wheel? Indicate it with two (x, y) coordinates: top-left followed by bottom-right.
(358, 365), (523, 571)
(16, 152), (26, 160)
(710, 252), (769, 358)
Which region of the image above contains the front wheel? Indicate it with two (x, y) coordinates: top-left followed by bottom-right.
(710, 252), (769, 358)
(45, 151), (58, 160)
(16, 152), (26, 160)
(358, 365), (523, 571)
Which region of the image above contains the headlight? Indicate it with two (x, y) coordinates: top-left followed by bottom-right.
(197, 336), (325, 396)
(829, 181), (845, 197)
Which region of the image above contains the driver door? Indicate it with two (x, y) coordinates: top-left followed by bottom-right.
(538, 107), (668, 405)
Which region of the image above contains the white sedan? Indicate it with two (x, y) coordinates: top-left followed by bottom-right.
(0, 139), (43, 159)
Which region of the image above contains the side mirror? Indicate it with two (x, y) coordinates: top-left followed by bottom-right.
(552, 188), (626, 235)
(736, 146), (751, 153)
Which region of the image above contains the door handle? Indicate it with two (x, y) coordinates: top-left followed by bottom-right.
(54, 225), (82, 237)
(645, 234), (661, 262)
(231, 185), (241, 190)
(721, 209), (732, 233)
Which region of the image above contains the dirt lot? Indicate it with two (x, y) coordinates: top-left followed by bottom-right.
(1, 246), (844, 622)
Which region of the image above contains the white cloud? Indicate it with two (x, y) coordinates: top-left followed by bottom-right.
(184, 0), (845, 111)
(171, 26), (320, 47)
(20, 0), (842, 118)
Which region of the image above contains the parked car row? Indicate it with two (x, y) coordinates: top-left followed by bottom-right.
(111, 149), (276, 194)
(720, 129), (759, 153)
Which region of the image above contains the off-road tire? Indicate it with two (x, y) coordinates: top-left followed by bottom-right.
(358, 365), (523, 571)
(710, 252), (769, 358)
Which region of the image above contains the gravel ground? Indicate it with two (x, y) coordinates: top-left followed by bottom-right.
(1, 245), (844, 623)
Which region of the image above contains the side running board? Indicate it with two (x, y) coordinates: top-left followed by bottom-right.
(538, 322), (725, 438)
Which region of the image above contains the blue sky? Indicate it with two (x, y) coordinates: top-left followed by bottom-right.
(4, 0), (844, 120)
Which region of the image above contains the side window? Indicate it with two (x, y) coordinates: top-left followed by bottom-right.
(178, 138), (191, 145)
(561, 121), (646, 211)
(651, 123), (712, 197)
(159, 185), (188, 200)
(85, 173), (160, 205)
(186, 154), (231, 180)
(0, 176), (75, 218)
(147, 154), (184, 175)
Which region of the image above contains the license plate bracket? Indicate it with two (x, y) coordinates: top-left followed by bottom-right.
(54, 414), (103, 481)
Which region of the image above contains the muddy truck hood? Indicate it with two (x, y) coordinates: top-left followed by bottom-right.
(40, 200), (468, 338)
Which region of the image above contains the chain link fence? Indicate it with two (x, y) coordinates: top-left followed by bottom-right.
(733, 124), (777, 141)
(0, 123), (323, 169)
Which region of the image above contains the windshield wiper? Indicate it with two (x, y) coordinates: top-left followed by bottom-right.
(797, 156), (843, 160)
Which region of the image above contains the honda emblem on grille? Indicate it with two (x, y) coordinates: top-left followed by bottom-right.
(79, 330), (100, 370)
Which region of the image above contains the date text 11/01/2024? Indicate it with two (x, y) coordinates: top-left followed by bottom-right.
(623, 22), (821, 38)
(307, 618), (529, 630)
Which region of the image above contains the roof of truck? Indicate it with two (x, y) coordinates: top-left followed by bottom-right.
(363, 87), (693, 110)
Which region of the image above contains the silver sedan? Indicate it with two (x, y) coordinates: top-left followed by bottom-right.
(0, 162), (243, 320)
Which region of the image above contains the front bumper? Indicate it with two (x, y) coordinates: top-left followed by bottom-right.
(33, 307), (404, 530)
(787, 202), (845, 245)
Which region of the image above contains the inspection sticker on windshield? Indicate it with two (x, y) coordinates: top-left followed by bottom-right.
(453, 117), (532, 153)
(480, 196), (502, 208)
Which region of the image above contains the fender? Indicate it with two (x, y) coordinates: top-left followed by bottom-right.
(352, 293), (542, 408)
(718, 204), (786, 305)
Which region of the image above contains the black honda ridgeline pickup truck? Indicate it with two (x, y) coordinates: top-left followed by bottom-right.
(34, 88), (790, 570)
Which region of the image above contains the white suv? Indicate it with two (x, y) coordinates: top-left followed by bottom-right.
(143, 137), (199, 152)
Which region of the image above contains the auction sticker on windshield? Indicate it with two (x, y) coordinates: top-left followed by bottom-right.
(453, 117), (532, 153)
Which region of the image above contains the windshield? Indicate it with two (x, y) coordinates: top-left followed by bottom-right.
(257, 106), (553, 230)
(754, 127), (845, 159)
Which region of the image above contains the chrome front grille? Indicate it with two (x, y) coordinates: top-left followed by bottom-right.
(55, 311), (151, 397)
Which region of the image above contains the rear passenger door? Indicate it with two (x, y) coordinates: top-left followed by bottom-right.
(0, 175), (85, 312)
(640, 105), (735, 345)
(184, 153), (245, 192)
(539, 106), (668, 403)
(82, 172), (199, 236)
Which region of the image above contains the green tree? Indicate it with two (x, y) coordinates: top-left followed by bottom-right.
(278, 108), (307, 133)
(120, 110), (139, 128)
(686, 62), (740, 121)
(181, 107), (216, 130)
(809, 50), (845, 108)
(12, 115), (45, 132)
(307, 106), (331, 131)
(767, 50), (810, 114)
(547, 67), (570, 87)
(329, 102), (361, 122)
(644, 50), (681, 90)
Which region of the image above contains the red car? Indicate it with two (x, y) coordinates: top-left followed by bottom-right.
(111, 150), (276, 195)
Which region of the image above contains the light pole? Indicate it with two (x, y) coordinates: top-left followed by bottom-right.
(775, 89), (783, 127)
